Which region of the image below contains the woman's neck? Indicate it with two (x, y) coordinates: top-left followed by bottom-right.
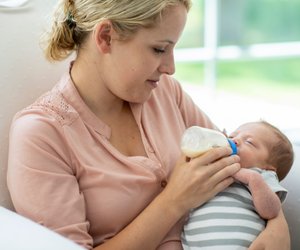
(70, 58), (125, 120)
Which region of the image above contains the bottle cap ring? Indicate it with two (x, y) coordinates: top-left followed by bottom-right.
(227, 139), (238, 155)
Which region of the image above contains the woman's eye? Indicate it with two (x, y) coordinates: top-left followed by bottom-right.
(153, 48), (165, 54)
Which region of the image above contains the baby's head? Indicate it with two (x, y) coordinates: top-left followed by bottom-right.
(229, 121), (294, 181)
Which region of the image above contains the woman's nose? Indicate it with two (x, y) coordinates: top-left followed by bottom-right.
(159, 54), (175, 75)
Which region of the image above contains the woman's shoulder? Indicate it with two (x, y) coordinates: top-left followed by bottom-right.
(158, 74), (182, 93)
(153, 74), (186, 103)
(14, 75), (79, 128)
(154, 74), (216, 129)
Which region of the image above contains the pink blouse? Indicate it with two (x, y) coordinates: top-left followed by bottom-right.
(7, 73), (215, 249)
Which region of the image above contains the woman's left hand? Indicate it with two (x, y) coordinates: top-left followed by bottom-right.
(249, 209), (290, 250)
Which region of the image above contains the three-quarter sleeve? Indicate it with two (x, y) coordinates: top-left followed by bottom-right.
(7, 111), (93, 249)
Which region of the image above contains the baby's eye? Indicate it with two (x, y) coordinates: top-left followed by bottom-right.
(153, 48), (165, 54)
(246, 140), (254, 146)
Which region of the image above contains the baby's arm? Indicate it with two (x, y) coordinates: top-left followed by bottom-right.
(233, 168), (281, 219)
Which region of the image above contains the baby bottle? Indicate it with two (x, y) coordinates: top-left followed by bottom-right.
(181, 126), (237, 158)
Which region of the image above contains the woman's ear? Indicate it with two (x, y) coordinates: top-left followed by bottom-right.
(94, 21), (113, 53)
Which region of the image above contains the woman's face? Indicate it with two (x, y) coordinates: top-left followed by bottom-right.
(104, 4), (187, 103)
(229, 123), (276, 170)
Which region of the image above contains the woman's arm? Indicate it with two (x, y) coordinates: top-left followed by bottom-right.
(94, 147), (240, 250)
(249, 209), (290, 250)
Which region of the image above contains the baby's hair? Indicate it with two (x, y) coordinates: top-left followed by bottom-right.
(260, 120), (294, 181)
(41, 0), (191, 61)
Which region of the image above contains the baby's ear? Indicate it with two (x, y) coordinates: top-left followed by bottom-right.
(265, 164), (277, 172)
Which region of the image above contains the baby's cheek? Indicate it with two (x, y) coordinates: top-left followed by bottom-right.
(238, 151), (252, 168)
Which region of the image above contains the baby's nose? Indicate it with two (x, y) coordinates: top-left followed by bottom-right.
(232, 138), (239, 146)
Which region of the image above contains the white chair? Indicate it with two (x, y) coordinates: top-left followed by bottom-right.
(0, 1), (82, 249)
(0, 0), (69, 211)
(0, 206), (85, 250)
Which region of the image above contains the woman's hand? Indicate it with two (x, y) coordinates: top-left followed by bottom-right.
(91, 147), (240, 250)
(249, 209), (290, 250)
(161, 146), (240, 216)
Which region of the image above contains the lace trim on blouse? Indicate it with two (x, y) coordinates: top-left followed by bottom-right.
(24, 84), (78, 126)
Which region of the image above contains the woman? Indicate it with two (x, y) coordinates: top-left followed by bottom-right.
(7, 0), (290, 249)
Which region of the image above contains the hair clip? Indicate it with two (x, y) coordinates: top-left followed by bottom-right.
(66, 11), (76, 29)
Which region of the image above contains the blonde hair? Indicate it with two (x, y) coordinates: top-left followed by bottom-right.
(259, 121), (294, 181)
(42, 0), (192, 61)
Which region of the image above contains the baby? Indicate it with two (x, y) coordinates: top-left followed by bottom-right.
(181, 121), (294, 250)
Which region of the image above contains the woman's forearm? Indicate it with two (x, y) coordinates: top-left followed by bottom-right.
(265, 209), (290, 248)
(93, 191), (184, 250)
(93, 149), (240, 250)
(249, 209), (290, 250)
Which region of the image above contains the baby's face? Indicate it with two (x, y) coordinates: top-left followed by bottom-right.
(229, 122), (276, 170)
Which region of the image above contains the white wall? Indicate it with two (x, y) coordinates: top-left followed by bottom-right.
(0, 0), (70, 209)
